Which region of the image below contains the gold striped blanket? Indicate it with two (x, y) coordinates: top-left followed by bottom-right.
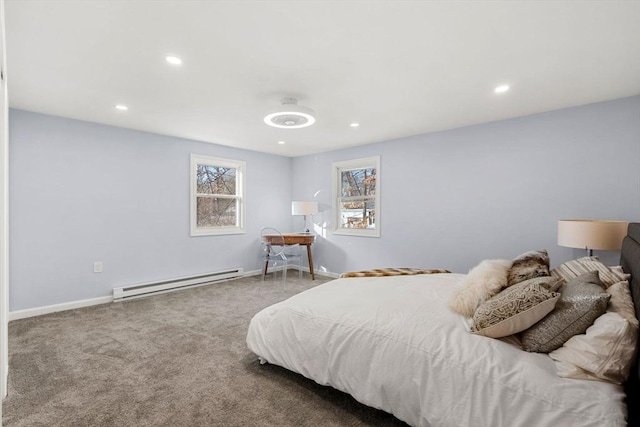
(340, 268), (450, 278)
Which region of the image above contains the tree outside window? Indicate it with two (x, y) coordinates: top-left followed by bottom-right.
(191, 155), (245, 236)
(333, 156), (380, 237)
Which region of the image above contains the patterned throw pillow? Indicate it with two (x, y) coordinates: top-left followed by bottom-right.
(515, 276), (564, 292)
(471, 281), (560, 338)
(521, 271), (610, 353)
(507, 250), (550, 286)
(551, 257), (630, 289)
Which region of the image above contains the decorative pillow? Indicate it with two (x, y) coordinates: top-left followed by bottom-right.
(471, 281), (560, 338)
(607, 280), (639, 326)
(550, 280), (639, 384)
(449, 259), (512, 318)
(551, 257), (630, 288)
(515, 276), (564, 293)
(610, 265), (626, 276)
(520, 271), (610, 353)
(507, 249), (550, 286)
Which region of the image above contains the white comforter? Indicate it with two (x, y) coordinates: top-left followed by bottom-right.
(246, 274), (627, 427)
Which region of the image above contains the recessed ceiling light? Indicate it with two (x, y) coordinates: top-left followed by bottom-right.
(277, 140), (286, 145)
(494, 85), (510, 94)
(165, 56), (182, 65)
(350, 123), (360, 128)
(115, 104), (128, 111)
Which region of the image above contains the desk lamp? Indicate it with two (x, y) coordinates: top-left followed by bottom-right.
(292, 201), (318, 233)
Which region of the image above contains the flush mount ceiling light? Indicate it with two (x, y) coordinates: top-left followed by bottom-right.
(264, 97), (316, 129)
(494, 85), (510, 94)
(165, 56), (182, 65)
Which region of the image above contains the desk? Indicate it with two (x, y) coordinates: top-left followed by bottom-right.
(262, 233), (316, 280)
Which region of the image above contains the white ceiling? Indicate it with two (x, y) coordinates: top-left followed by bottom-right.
(5, 1), (640, 157)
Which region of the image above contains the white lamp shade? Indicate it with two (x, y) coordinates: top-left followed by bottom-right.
(557, 219), (628, 251)
(291, 201), (318, 216)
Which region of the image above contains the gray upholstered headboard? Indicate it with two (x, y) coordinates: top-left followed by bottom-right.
(620, 223), (640, 426)
(620, 223), (640, 381)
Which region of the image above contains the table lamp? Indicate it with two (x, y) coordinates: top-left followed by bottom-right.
(292, 201), (318, 233)
(557, 219), (628, 256)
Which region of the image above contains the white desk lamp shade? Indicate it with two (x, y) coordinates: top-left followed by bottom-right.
(557, 220), (628, 251)
(291, 201), (318, 216)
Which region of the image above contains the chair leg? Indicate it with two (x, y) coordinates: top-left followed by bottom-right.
(282, 261), (288, 284)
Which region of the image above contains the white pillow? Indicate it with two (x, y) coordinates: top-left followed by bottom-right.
(449, 259), (512, 317)
(610, 265), (626, 275)
(608, 280), (638, 326)
(549, 281), (639, 384)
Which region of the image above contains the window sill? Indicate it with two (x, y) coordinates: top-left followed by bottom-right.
(191, 227), (245, 237)
(333, 228), (380, 238)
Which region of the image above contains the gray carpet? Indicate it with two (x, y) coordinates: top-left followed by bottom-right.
(2, 274), (407, 426)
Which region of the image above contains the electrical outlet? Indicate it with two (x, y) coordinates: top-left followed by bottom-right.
(93, 261), (103, 273)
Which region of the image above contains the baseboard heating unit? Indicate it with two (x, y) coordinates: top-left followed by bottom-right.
(113, 268), (243, 301)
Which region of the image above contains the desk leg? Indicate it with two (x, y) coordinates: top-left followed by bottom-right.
(262, 259), (269, 281)
(306, 244), (315, 280)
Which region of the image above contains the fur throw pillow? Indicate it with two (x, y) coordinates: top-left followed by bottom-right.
(508, 249), (550, 286)
(449, 259), (513, 318)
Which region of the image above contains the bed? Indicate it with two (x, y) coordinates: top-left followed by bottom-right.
(247, 224), (640, 427)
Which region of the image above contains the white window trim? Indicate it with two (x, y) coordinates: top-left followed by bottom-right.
(332, 155), (380, 238)
(190, 154), (245, 236)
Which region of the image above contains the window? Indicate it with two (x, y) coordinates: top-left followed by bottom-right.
(190, 154), (245, 236)
(332, 156), (380, 237)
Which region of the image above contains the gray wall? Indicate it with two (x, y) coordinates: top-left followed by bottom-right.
(9, 110), (292, 311)
(9, 96), (640, 311)
(292, 96), (640, 275)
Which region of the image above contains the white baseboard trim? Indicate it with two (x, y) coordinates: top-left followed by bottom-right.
(9, 296), (113, 321)
(243, 269), (265, 277)
(243, 268), (297, 277)
(2, 363), (6, 399)
(246, 266), (340, 279)
(293, 264), (340, 279)
(9, 268), (341, 321)
(316, 270), (340, 279)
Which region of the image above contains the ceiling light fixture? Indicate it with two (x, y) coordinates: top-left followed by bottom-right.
(115, 104), (128, 111)
(277, 140), (286, 145)
(166, 56), (182, 65)
(264, 97), (316, 129)
(350, 123), (360, 128)
(494, 85), (510, 94)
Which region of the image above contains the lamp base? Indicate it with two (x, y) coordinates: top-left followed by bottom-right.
(301, 215), (312, 234)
